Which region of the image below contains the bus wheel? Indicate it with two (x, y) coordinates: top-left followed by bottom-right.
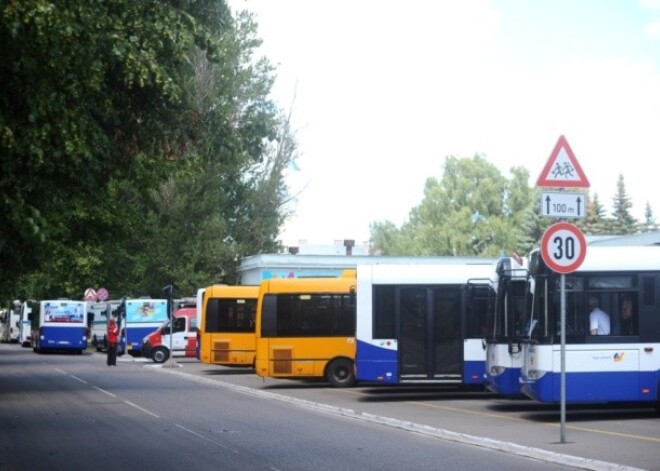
(326, 358), (356, 388)
(152, 347), (169, 364)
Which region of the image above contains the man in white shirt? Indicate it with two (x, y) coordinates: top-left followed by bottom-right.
(588, 297), (610, 335)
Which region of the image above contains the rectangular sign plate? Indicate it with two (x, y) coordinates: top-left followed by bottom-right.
(540, 192), (586, 218)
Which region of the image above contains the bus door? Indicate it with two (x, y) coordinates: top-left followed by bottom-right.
(399, 286), (463, 381)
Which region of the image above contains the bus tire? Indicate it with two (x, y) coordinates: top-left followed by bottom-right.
(326, 358), (356, 388)
(152, 347), (169, 364)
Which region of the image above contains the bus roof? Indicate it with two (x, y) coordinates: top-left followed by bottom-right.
(357, 263), (495, 284)
(533, 245), (660, 272)
(259, 276), (356, 293)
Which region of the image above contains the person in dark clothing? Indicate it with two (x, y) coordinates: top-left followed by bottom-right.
(106, 317), (119, 366)
(620, 298), (636, 335)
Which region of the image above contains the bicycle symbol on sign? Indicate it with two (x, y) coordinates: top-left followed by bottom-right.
(551, 162), (575, 179)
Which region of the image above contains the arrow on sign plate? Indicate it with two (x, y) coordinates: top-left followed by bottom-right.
(541, 192), (585, 218)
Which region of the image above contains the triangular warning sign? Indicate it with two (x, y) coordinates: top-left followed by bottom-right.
(536, 135), (590, 188)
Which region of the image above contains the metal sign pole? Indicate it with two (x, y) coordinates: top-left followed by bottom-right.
(560, 274), (566, 443)
(162, 284), (175, 367)
(167, 287), (174, 366)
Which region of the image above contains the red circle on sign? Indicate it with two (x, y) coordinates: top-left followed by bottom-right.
(97, 288), (109, 301)
(540, 222), (587, 274)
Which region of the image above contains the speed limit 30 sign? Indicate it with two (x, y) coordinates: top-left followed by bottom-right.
(540, 222), (587, 274)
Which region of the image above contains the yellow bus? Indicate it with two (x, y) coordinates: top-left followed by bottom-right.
(255, 273), (357, 387)
(198, 285), (259, 367)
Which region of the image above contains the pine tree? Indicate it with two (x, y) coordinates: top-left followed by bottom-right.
(580, 192), (609, 235)
(642, 202), (659, 232)
(610, 174), (637, 235)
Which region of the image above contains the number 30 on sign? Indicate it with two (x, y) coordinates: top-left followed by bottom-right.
(540, 222), (587, 274)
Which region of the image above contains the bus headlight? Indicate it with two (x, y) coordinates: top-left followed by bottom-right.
(526, 369), (547, 380)
(489, 366), (505, 376)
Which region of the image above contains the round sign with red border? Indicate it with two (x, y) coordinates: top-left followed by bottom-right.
(540, 222), (587, 274)
(97, 287), (109, 301)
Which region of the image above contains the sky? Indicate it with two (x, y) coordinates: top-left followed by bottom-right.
(227, 0), (660, 247)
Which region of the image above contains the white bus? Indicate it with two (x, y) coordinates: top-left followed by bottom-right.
(32, 299), (88, 354)
(18, 300), (34, 347)
(355, 262), (495, 386)
(520, 246), (660, 404)
(88, 300), (121, 352)
(0, 301), (21, 343)
(484, 256), (530, 397)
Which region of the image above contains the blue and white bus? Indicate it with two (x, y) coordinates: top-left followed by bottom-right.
(118, 298), (168, 356)
(484, 256), (530, 397)
(520, 246), (660, 404)
(32, 299), (88, 354)
(355, 262), (495, 386)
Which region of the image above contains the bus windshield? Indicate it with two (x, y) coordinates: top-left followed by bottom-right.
(43, 301), (86, 324)
(125, 300), (168, 324)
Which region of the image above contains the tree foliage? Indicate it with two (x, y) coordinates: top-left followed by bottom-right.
(371, 155), (654, 257)
(642, 202), (658, 232)
(610, 174), (637, 234)
(1, 2), (294, 301)
(370, 155), (536, 257)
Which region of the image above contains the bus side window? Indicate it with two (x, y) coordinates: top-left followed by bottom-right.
(619, 297), (637, 335)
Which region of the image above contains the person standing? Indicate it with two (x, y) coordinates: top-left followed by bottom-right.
(106, 317), (119, 366)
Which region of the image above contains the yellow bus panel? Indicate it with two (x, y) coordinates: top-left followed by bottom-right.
(255, 276), (357, 387)
(199, 285), (259, 367)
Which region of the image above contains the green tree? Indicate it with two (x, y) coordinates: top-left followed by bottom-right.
(610, 174), (637, 235)
(641, 202), (658, 233)
(0, 0), (229, 299)
(1, 2), (296, 301)
(576, 192), (609, 235)
(370, 155), (535, 257)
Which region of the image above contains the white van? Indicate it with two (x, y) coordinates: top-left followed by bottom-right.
(141, 307), (198, 363)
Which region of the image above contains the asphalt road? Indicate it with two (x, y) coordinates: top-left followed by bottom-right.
(1, 344), (658, 471)
(145, 354), (660, 471)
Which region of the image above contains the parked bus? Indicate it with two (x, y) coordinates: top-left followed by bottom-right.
(255, 273), (357, 387)
(32, 299), (88, 354)
(355, 263), (495, 386)
(195, 287), (205, 359)
(18, 300), (34, 347)
(198, 285), (259, 367)
(117, 298), (168, 356)
(519, 246), (660, 404)
(0, 300), (21, 343)
(88, 300), (121, 352)
(0, 309), (7, 342)
(484, 256), (531, 397)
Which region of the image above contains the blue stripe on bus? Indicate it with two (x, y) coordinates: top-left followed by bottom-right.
(357, 340), (487, 385)
(124, 325), (162, 353)
(464, 360), (486, 385)
(486, 367), (522, 396)
(38, 326), (87, 350)
(356, 340), (398, 383)
(522, 370), (660, 403)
